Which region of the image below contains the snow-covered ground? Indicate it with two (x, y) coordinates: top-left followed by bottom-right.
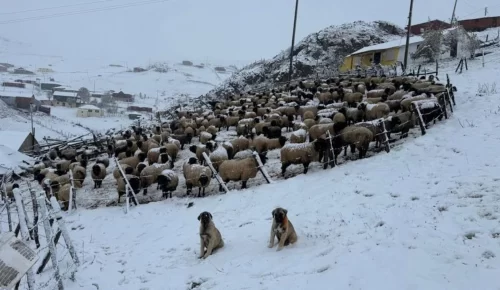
(2, 49), (499, 289)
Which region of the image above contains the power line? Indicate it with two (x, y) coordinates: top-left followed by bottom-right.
(0, 0), (168, 25)
(0, 0), (116, 15)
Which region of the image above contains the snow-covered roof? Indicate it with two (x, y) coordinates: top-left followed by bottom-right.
(0, 144), (34, 175)
(79, 105), (100, 110)
(349, 36), (424, 56)
(0, 90), (33, 98)
(53, 91), (78, 97)
(0, 131), (30, 151)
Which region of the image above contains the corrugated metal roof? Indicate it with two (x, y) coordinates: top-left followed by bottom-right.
(349, 36), (424, 56)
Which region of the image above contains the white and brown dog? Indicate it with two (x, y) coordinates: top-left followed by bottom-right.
(268, 207), (297, 251)
(198, 211), (224, 259)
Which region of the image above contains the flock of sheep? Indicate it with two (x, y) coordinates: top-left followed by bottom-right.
(4, 74), (455, 210)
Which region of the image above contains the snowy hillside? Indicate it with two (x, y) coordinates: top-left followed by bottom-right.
(207, 21), (405, 97)
(58, 61), (500, 289)
(2, 39), (500, 289)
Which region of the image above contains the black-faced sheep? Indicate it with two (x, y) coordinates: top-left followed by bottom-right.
(116, 173), (141, 203)
(183, 157), (212, 197)
(147, 147), (167, 164)
(157, 170), (179, 198)
(209, 145), (229, 171)
(280, 138), (329, 176)
(140, 163), (171, 195)
(357, 102), (390, 121)
(251, 135), (287, 154)
(334, 125), (373, 160)
(218, 152), (268, 191)
(189, 142), (215, 165)
(96, 156), (110, 168)
(290, 129), (307, 143)
(91, 163), (106, 188)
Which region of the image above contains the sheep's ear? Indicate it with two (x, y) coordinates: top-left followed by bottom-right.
(197, 214), (202, 221)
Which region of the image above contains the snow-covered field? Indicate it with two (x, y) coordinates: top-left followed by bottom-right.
(2, 50), (500, 290)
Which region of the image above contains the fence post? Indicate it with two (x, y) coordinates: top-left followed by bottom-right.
(13, 188), (36, 290)
(482, 49), (485, 67)
(2, 177), (13, 232)
(49, 197), (80, 266)
(68, 170), (76, 214)
(252, 151), (273, 184)
(114, 158), (139, 209)
(379, 120), (391, 153)
(435, 60), (439, 76)
(28, 184), (41, 248)
(464, 57), (468, 70)
(38, 194), (64, 290)
(411, 102), (426, 136)
(201, 152), (229, 193)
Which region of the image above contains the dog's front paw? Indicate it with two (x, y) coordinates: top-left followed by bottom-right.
(268, 243), (274, 248)
(276, 246), (283, 252)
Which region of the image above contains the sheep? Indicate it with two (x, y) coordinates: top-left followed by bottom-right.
(218, 152), (268, 191)
(293, 121), (308, 131)
(290, 129), (307, 143)
(303, 110), (315, 120)
(388, 111), (414, 139)
(236, 124), (250, 137)
(60, 148), (77, 160)
(344, 92), (364, 107)
(157, 170), (179, 198)
(140, 163), (170, 195)
(400, 93), (435, 112)
(163, 143), (178, 168)
(251, 135), (287, 154)
(233, 149), (254, 160)
(280, 138), (329, 176)
(366, 88), (390, 99)
(209, 145), (229, 171)
(338, 107), (363, 125)
(357, 102), (390, 121)
(388, 90), (409, 100)
(189, 142), (215, 165)
(169, 134), (190, 149)
(309, 123), (335, 141)
(206, 125), (218, 135)
(200, 131), (215, 144)
(384, 99), (401, 113)
(71, 166), (86, 188)
(254, 121), (271, 135)
(147, 147), (167, 164)
(303, 118), (317, 129)
(416, 100), (443, 125)
(183, 157), (212, 197)
(229, 136), (250, 154)
(335, 125), (373, 160)
(56, 183), (72, 211)
(96, 156), (110, 168)
(91, 163), (106, 188)
(166, 137), (182, 150)
(119, 153), (147, 170)
(184, 127), (195, 143)
(116, 173), (141, 204)
(353, 118), (400, 150)
(55, 160), (71, 175)
(262, 120), (282, 138)
(4, 183), (19, 200)
(224, 116), (240, 130)
(113, 164), (135, 180)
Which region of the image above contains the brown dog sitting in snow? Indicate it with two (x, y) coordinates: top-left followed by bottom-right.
(268, 207), (297, 251)
(198, 211), (224, 259)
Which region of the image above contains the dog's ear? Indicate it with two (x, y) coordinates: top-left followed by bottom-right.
(197, 213), (202, 221)
(283, 209), (288, 216)
(272, 209), (276, 218)
(209, 212), (213, 219)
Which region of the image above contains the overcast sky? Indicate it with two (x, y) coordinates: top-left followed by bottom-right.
(1, 0), (499, 65)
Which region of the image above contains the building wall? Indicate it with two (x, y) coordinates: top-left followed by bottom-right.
(409, 20), (451, 35)
(76, 109), (104, 117)
(459, 17), (500, 32)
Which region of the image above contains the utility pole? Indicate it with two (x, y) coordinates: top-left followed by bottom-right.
(450, 0), (458, 24)
(288, 0), (299, 83)
(403, 0), (414, 71)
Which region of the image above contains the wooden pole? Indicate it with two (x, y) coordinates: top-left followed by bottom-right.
(13, 189), (36, 290)
(252, 152), (273, 183)
(39, 194), (64, 290)
(28, 184), (41, 248)
(412, 102), (427, 135)
(2, 175), (13, 232)
(403, 0), (415, 70)
(201, 152), (229, 193)
(288, 0), (299, 83)
(49, 197), (80, 266)
(450, 0), (458, 25)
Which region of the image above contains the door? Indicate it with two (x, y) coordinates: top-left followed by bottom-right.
(87, 110), (91, 117)
(373, 52), (382, 64)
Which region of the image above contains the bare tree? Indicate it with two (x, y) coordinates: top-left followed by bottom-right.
(46, 91), (53, 102)
(411, 29), (443, 63)
(77, 87), (91, 103)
